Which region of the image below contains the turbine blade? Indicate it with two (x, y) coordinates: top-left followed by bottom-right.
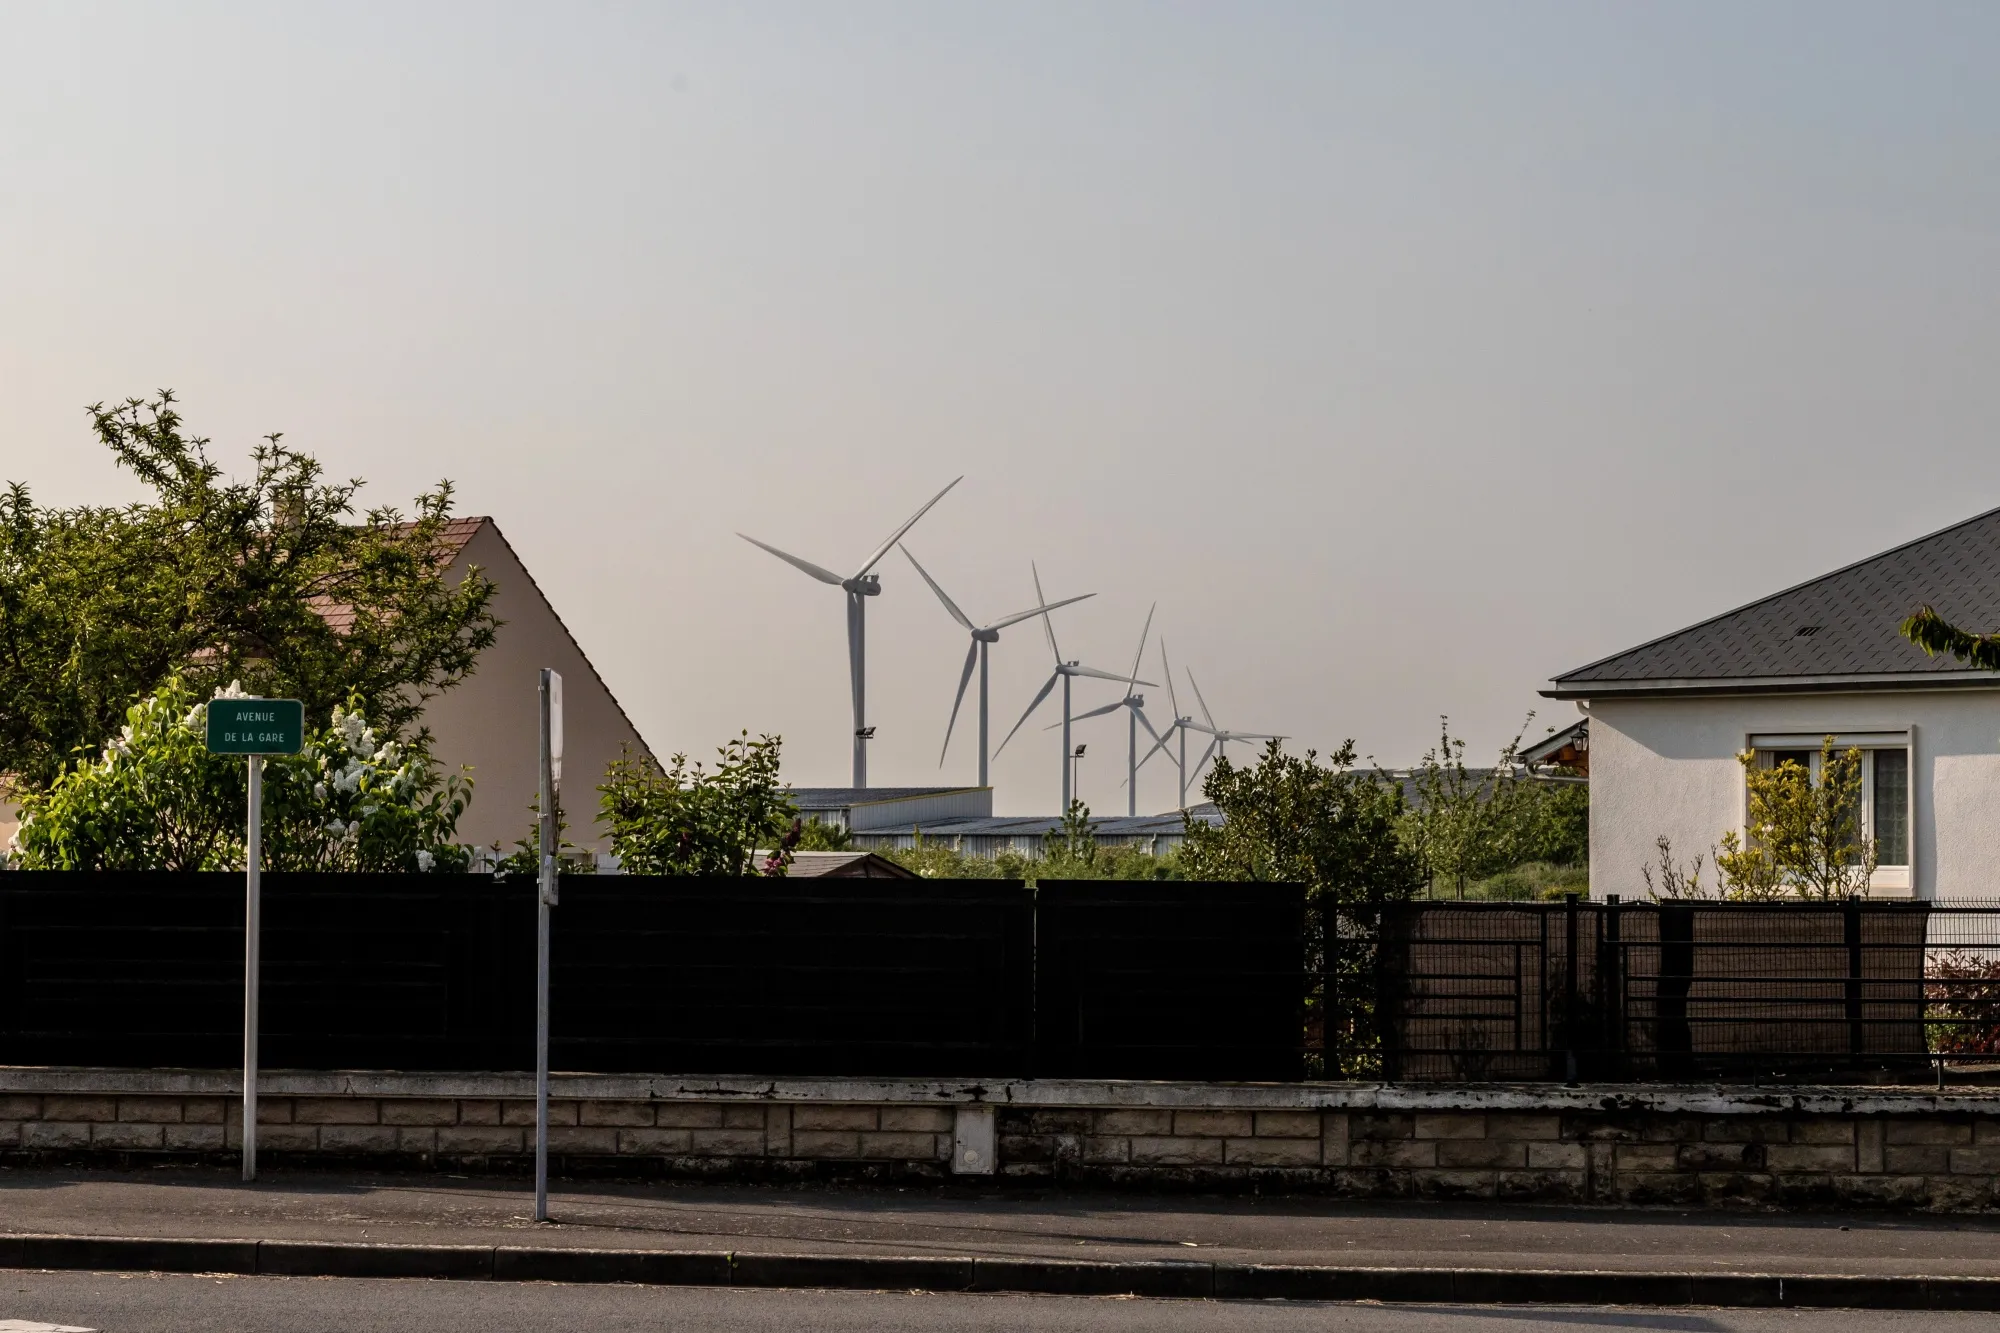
(1032, 561), (1060, 663)
(1191, 736), (1220, 782)
(1065, 700), (1127, 723)
(988, 592), (1093, 632)
(900, 544), (974, 631)
(995, 671), (1059, 756)
(1160, 639), (1181, 721)
(1068, 664), (1157, 685)
(1134, 706), (1165, 746)
(1187, 667), (1217, 729)
(939, 639), (979, 765)
(854, 477), (963, 579)
(1126, 602), (1155, 687)
(1137, 723), (1177, 771)
(1180, 720), (1220, 737)
(738, 533), (843, 585)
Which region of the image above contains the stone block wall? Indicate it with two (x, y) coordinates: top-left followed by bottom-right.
(2, 1070), (1997, 1211)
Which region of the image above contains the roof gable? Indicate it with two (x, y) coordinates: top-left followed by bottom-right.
(1552, 505), (2000, 691)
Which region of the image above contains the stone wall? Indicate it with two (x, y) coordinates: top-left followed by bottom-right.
(3, 1069), (1997, 1211)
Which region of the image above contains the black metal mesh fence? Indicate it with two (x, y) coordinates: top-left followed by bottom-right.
(1334, 898), (2000, 1083)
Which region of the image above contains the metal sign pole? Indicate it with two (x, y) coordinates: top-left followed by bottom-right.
(534, 669), (562, 1223)
(243, 754), (263, 1182)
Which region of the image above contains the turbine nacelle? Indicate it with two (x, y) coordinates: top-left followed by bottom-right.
(841, 574), (882, 597)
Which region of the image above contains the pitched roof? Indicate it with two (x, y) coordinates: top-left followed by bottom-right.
(310, 517), (484, 635)
(1547, 505), (2000, 697)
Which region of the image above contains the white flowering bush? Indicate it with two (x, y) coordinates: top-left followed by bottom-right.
(11, 678), (470, 872)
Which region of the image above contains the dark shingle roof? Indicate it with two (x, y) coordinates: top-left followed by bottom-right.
(1548, 505), (2000, 695)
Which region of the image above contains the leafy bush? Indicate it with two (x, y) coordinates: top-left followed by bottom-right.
(599, 733), (796, 876)
(9, 678), (469, 872)
(1928, 950), (2000, 1056)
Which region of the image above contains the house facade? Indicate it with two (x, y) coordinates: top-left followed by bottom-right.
(416, 518), (652, 854)
(1544, 507), (2000, 901)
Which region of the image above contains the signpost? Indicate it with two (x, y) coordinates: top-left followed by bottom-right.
(206, 697), (304, 1183)
(535, 670), (562, 1222)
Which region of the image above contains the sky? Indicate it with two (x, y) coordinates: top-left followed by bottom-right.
(5, 2), (2000, 815)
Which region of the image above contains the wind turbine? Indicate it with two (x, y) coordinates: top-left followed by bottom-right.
(1056, 604), (1164, 816)
(737, 477), (961, 788)
(899, 544), (1094, 788)
(1137, 647), (1284, 808)
(1180, 667), (1284, 792)
(996, 568), (1154, 811)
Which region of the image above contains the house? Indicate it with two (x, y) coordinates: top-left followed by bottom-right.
(394, 517), (651, 853)
(783, 851), (918, 879)
(0, 517), (648, 858)
(1543, 506), (2000, 900)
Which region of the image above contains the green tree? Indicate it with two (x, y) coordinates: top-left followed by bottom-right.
(0, 392), (498, 792)
(9, 678), (469, 872)
(1180, 740), (1420, 1075)
(598, 733), (797, 876)
(1715, 737), (1876, 899)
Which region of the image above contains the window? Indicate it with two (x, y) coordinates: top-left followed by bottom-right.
(1746, 732), (1912, 888)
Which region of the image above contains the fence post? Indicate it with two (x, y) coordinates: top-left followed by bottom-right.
(1603, 894), (1624, 1081)
(1561, 894), (1581, 1084)
(1845, 894), (1865, 1063)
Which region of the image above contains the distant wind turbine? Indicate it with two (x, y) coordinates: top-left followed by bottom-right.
(997, 568), (1154, 811)
(737, 477), (962, 788)
(1055, 604), (1163, 816)
(899, 544), (1094, 788)
(1138, 647), (1283, 808)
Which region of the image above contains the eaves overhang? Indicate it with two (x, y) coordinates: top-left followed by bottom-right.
(1541, 670), (2000, 701)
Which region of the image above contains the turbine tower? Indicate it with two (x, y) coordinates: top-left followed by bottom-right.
(997, 568), (1153, 811)
(899, 544), (1094, 788)
(737, 477), (961, 788)
(1059, 604), (1163, 816)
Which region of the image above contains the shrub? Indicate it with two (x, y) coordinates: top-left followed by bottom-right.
(10, 678), (469, 872)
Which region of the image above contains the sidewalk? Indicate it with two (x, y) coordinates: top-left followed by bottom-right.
(2, 1166), (1999, 1305)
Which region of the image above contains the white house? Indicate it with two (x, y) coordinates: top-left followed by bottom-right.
(1543, 506), (2000, 902)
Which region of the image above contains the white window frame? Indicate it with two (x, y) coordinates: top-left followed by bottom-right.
(1742, 729), (1914, 896)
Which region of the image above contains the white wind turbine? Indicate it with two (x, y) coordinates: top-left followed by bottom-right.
(899, 544), (1094, 788)
(1054, 603), (1163, 816)
(1138, 646), (1284, 808)
(995, 567), (1153, 812)
(737, 477), (961, 788)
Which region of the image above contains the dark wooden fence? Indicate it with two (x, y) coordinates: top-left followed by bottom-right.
(0, 873), (1293, 1079)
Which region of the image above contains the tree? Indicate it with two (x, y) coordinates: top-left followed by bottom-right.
(1714, 737), (1877, 899)
(0, 393), (498, 791)
(1180, 740), (1421, 1075)
(598, 733), (797, 876)
(9, 678), (470, 872)
(1903, 605), (2000, 670)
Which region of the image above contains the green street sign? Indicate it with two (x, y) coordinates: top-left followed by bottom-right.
(206, 698), (305, 755)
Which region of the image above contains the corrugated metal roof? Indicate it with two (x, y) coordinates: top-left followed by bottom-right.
(790, 787), (987, 807)
(1550, 504), (2000, 691)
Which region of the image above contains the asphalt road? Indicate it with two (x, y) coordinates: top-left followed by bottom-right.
(2, 1274), (1998, 1333)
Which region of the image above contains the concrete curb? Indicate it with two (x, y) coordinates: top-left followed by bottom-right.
(2, 1234), (1998, 1309)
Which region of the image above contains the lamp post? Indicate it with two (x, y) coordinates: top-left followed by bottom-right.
(1070, 744), (1087, 807)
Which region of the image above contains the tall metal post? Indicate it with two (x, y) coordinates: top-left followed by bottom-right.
(242, 755), (263, 1182)
(977, 640), (989, 789)
(534, 670), (557, 1222)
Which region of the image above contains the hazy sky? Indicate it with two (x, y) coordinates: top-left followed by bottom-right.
(6, 3), (2000, 815)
